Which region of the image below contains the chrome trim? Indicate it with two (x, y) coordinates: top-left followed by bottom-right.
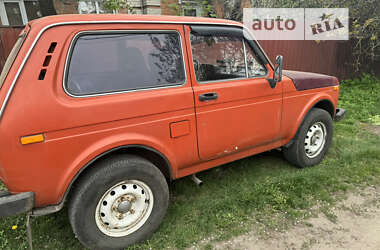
(63, 29), (188, 98)
(194, 69), (269, 84)
(0, 20), (271, 121)
(242, 38), (249, 78)
(196, 76), (248, 85)
(65, 82), (187, 98)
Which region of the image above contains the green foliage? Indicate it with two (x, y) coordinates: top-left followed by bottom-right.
(102, 0), (126, 11)
(346, 2), (379, 72)
(203, 3), (217, 18)
(369, 115), (380, 125)
(339, 74), (380, 122)
(101, 0), (135, 13)
(170, 0), (216, 17)
(0, 230), (8, 249)
(168, 3), (182, 16)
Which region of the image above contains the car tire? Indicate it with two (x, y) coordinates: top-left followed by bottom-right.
(68, 155), (169, 250)
(283, 108), (333, 168)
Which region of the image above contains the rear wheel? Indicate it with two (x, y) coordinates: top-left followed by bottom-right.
(69, 155), (169, 250)
(283, 108), (333, 168)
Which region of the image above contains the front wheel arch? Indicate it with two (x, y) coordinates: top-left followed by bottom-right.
(283, 108), (334, 167)
(295, 99), (335, 141)
(285, 98), (335, 148)
(313, 99), (335, 118)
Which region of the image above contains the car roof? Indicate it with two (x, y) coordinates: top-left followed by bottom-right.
(28, 14), (243, 29)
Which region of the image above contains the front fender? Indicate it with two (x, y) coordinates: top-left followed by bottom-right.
(284, 90), (337, 144)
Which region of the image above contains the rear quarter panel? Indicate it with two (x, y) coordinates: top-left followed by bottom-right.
(0, 23), (198, 207)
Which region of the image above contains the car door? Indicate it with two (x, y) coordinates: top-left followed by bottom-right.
(186, 25), (283, 161)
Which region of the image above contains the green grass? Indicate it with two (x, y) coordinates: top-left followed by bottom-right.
(1, 74), (380, 250)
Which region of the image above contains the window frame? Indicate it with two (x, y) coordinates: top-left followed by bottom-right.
(0, 0), (38, 26)
(189, 33), (269, 85)
(182, 6), (201, 17)
(63, 29), (188, 98)
(180, 0), (202, 17)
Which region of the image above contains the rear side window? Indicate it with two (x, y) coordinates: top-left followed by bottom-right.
(65, 32), (186, 96)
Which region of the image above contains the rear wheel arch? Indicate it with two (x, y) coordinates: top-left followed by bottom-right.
(68, 154), (169, 249)
(64, 145), (172, 209)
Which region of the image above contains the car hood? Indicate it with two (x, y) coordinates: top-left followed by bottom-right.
(283, 70), (338, 91)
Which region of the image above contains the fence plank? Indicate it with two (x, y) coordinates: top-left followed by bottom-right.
(259, 40), (352, 79)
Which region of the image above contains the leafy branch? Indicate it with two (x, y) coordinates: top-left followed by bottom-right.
(100, 0), (135, 13)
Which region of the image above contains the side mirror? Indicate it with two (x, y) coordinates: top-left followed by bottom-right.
(267, 55), (283, 88)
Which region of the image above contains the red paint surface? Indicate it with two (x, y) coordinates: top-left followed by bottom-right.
(0, 15), (340, 208)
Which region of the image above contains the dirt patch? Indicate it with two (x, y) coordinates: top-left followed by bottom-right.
(210, 187), (380, 250)
(363, 123), (380, 136)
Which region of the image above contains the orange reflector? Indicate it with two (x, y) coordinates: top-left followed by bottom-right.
(333, 86), (339, 91)
(20, 134), (44, 145)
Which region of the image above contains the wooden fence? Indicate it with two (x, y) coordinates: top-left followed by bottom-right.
(259, 40), (353, 79)
(1, 27), (352, 79)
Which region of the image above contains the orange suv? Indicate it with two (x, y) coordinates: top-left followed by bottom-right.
(0, 14), (345, 249)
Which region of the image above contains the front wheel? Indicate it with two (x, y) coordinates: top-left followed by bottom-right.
(283, 108), (333, 168)
(69, 155), (169, 250)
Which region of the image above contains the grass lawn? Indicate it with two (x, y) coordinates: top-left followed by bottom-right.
(1, 75), (380, 250)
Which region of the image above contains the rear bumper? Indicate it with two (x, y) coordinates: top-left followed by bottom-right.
(334, 108), (346, 122)
(0, 191), (34, 217)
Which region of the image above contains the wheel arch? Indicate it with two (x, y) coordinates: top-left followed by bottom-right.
(313, 99), (335, 118)
(33, 144), (173, 216)
(284, 97), (335, 147)
(69, 143), (173, 189)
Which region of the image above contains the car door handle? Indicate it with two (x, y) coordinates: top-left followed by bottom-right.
(199, 92), (218, 101)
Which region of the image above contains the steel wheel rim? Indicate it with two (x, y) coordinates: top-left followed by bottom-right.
(304, 121), (327, 158)
(95, 180), (154, 237)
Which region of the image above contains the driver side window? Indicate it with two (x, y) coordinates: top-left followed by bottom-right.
(190, 34), (246, 82)
(190, 33), (267, 83)
(244, 40), (267, 78)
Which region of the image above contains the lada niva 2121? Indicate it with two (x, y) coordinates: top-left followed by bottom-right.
(0, 14), (345, 249)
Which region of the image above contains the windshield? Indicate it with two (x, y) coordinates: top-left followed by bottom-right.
(0, 32), (26, 90)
